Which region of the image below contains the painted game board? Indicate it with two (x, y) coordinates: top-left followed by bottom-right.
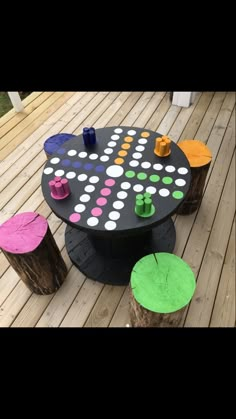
(41, 127), (191, 285)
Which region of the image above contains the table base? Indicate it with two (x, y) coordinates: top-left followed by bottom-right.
(65, 218), (176, 285)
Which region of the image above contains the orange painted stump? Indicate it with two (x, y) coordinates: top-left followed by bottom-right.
(176, 140), (212, 214)
(0, 212), (68, 294)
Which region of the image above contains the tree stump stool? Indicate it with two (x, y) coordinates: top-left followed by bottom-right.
(176, 140), (212, 214)
(129, 253), (196, 327)
(44, 133), (76, 159)
(0, 212), (68, 295)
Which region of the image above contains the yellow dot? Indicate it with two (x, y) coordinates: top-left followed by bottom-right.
(141, 132), (150, 138)
(124, 136), (133, 143)
(114, 158), (124, 165)
(121, 143), (130, 150)
(118, 150), (127, 157)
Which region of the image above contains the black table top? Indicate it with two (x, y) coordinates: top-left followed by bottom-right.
(41, 126), (191, 236)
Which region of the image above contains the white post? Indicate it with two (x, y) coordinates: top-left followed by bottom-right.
(7, 92), (24, 112)
(172, 92), (193, 108)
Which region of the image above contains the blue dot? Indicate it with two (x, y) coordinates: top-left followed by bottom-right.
(61, 159), (71, 167)
(72, 161), (82, 168)
(84, 163), (94, 170)
(57, 148), (66, 154)
(95, 165), (105, 172)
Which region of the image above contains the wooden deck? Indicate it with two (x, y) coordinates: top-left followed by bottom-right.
(0, 91), (235, 328)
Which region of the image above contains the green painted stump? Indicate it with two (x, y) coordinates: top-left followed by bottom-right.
(129, 253), (196, 327)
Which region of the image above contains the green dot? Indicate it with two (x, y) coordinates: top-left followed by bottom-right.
(173, 191), (184, 199)
(137, 172), (148, 180)
(136, 194), (143, 200)
(162, 176), (173, 185)
(149, 174), (160, 183)
(125, 170), (135, 178)
(144, 192), (151, 199)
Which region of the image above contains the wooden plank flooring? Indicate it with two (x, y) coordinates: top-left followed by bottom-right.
(0, 91), (235, 327)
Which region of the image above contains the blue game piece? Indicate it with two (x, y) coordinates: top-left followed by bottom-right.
(83, 127), (90, 146)
(89, 127), (96, 145)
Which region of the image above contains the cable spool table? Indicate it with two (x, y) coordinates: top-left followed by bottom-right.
(41, 126), (191, 285)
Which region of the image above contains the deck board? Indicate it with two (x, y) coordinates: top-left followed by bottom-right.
(0, 91), (235, 328)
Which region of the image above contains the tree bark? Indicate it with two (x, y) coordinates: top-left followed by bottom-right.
(176, 162), (211, 214)
(2, 226), (67, 295)
(129, 287), (185, 327)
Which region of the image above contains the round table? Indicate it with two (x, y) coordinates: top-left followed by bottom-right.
(41, 126), (191, 285)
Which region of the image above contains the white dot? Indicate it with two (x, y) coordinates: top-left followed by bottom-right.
(127, 130), (136, 136)
(141, 162), (151, 169)
(108, 141), (117, 147)
(106, 165), (124, 178)
(165, 165), (175, 173)
(138, 138), (148, 145)
(74, 204), (86, 213)
(89, 153), (98, 160)
(44, 167), (54, 175)
(108, 211), (120, 221)
(114, 128), (123, 134)
(55, 170), (65, 176)
(78, 152), (87, 158)
(153, 164), (163, 171)
(89, 176), (100, 184)
(111, 134), (120, 140)
(129, 160), (139, 168)
(133, 184), (144, 192)
(175, 179), (186, 187)
(159, 188), (170, 197)
(113, 201), (124, 210)
(84, 185), (95, 193)
(87, 217), (99, 227)
(121, 182), (131, 190)
(100, 155), (109, 162)
(105, 221), (117, 230)
(80, 194), (91, 203)
(66, 171), (76, 179)
(104, 148), (113, 155)
(77, 174), (88, 182)
(146, 186), (157, 194)
(117, 191), (128, 199)
(178, 167), (188, 175)
(50, 157), (60, 164)
(68, 149), (77, 156)
(132, 152), (142, 159)
(135, 145), (145, 152)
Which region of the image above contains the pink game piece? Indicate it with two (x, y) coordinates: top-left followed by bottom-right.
(49, 176), (70, 200)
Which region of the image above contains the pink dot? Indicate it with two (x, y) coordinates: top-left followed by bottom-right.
(96, 197), (107, 206)
(105, 179), (116, 187)
(69, 213), (81, 223)
(91, 207), (103, 216)
(100, 188), (111, 196)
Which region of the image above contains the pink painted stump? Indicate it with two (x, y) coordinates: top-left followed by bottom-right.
(0, 212), (67, 294)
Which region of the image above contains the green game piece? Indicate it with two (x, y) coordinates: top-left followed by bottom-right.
(135, 194), (155, 218)
(135, 199), (144, 215)
(144, 198), (152, 213)
(172, 191), (184, 199)
(162, 176), (173, 185)
(136, 194), (143, 200)
(125, 170), (136, 178)
(131, 253), (196, 313)
(137, 172), (148, 180)
(149, 174), (160, 183)
(143, 192), (151, 199)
